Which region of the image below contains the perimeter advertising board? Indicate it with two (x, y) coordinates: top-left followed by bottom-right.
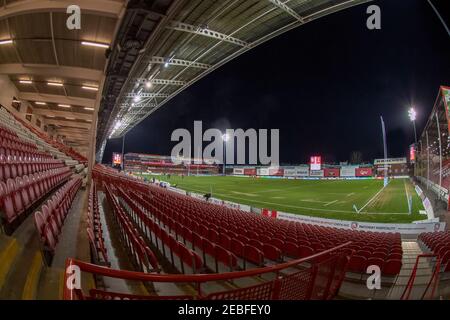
(244, 168), (257, 176)
(309, 170), (324, 177)
(277, 211), (446, 234)
(284, 167), (309, 177)
(356, 168), (373, 177)
(324, 168), (340, 177)
(340, 166), (357, 177)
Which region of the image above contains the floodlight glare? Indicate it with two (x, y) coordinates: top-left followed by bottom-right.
(408, 108), (417, 121)
(222, 133), (229, 142)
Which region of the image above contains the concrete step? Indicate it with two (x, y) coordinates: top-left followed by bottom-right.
(0, 234), (20, 292)
(0, 216), (44, 299)
(36, 267), (64, 300)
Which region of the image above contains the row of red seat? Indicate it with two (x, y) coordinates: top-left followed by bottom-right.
(11, 113), (87, 164)
(116, 185), (210, 274)
(149, 189), (401, 250)
(1, 127), (52, 159)
(119, 187), (260, 271)
(0, 125), (35, 147)
(142, 189), (402, 275)
(104, 184), (160, 273)
(34, 177), (82, 264)
(93, 166), (403, 275)
(418, 231), (450, 272)
(0, 155), (65, 182)
(87, 182), (109, 266)
(0, 131), (38, 152)
(125, 187), (403, 275)
(0, 167), (72, 230)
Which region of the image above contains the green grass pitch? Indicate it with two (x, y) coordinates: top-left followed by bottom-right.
(136, 174), (425, 224)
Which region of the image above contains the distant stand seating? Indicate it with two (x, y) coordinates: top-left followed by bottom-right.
(34, 177), (82, 265)
(1, 125), (52, 159)
(10, 112), (87, 165)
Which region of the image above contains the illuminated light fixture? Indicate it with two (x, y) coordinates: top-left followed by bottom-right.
(58, 104), (71, 108)
(0, 39), (13, 45)
(133, 96), (141, 103)
(19, 80), (32, 84)
(84, 107), (94, 111)
(47, 82), (63, 87)
(145, 81), (152, 89)
(47, 115), (55, 118)
(35, 102), (46, 105)
(65, 117), (76, 120)
(81, 41), (109, 49)
(82, 85), (99, 91)
(12, 99), (21, 103)
(114, 120), (122, 130)
(408, 108), (417, 121)
(164, 61), (169, 68)
(86, 119), (92, 122)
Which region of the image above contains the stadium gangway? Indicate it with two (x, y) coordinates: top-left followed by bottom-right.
(64, 242), (352, 300)
(401, 254), (441, 300)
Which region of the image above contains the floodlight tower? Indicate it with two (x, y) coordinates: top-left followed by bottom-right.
(222, 133), (229, 175)
(408, 107), (418, 144)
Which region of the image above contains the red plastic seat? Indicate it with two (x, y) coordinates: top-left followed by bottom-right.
(284, 241), (299, 258)
(298, 245), (314, 258)
(243, 245), (264, 266)
(263, 243), (282, 262)
(215, 245), (237, 272)
(383, 259), (402, 276)
(347, 255), (367, 273)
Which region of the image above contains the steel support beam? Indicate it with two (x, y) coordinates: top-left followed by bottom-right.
(268, 0), (305, 23)
(148, 56), (211, 70)
(135, 78), (186, 86)
(167, 21), (249, 47)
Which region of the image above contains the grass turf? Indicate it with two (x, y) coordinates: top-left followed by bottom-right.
(136, 174), (425, 224)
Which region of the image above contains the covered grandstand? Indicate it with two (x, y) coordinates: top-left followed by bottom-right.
(0, 0), (449, 305)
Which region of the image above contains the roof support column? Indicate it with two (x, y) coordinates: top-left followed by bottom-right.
(87, 74), (106, 186)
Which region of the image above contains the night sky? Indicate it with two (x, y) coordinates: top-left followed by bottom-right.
(103, 0), (450, 165)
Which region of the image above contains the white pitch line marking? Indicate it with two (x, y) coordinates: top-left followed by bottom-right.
(324, 200), (338, 207)
(355, 184), (387, 213)
(346, 193), (355, 197)
(254, 189), (283, 193)
(230, 191), (259, 197)
(180, 186), (409, 215)
(298, 199), (329, 204)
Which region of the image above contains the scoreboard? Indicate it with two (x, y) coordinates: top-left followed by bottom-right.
(409, 144), (416, 163)
(310, 156), (322, 171)
(112, 153), (122, 166)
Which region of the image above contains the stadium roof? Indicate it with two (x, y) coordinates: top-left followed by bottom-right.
(95, 0), (372, 159)
(0, 0), (126, 154)
(0, 0), (372, 158)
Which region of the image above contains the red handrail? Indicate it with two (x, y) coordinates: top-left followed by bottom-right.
(400, 254), (441, 300)
(63, 241), (351, 300)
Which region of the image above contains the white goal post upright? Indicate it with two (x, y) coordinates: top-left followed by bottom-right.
(381, 116), (389, 188)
